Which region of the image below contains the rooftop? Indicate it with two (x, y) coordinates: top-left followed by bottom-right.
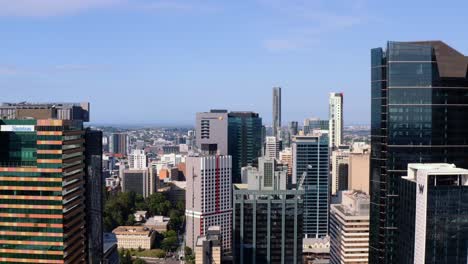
(112, 226), (153, 236)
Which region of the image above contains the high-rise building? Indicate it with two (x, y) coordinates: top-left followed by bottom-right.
(292, 133), (330, 238)
(195, 226), (223, 264)
(0, 102), (101, 263)
(369, 41), (468, 263)
(228, 111), (262, 183)
(329, 93), (343, 149)
(121, 168), (157, 198)
(330, 190), (370, 264)
(272, 87), (282, 138)
(279, 147), (293, 178)
(243, 157), (288, 191)
(233, 162), (303, 263)
(109, 133), (128, 156)
(331, 149), (350, 195)
(288, 121), (298, 136)
(397, 163), (468, 264)
(303, 118), (329, 135)
(264, 136), (279, 160)
(185, 155), (232, 254)
(196, 110), (229, 155)
(348, 144), (370, 194)
(128, 149), (147, 169)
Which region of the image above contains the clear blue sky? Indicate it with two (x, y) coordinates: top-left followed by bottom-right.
(1, 0), (468, 125)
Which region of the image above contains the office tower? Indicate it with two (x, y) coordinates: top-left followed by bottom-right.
(264, 136), (279, 160)
(303, 118), (329, 135)
(348, 144), (370, 194)
(369, 41), (468, 263)
(0, 102), (99, 263)
(272, 87), (282, 138)
(244, 157), (288, 191)
(288, 121), (298, 136)
(84, 129), (104, 264)
(121, 168), (157, 198)
(279, 147), (293, 178)
(292, 133), (329, 238)
(397, 164), (468, 264)
(109, 132), (128, 156)
(195, 226), (222, 264)
(331, 149), (350, 195)
(185, 155), (232, 254)
(196, 110), (228, 155)
(330, 190), (370, 264)
(228, 111), (262, 183)
(329, 93), (343, 149)
(233, 165), (303, 263)
(129, 149), (147, 169)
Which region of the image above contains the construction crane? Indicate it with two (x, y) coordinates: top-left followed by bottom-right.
(298, 164), (313, 190)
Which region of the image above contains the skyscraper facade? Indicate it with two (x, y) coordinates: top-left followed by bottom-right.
(264, 136), (279, 160)
(329, 93), (343, 149)
(185, 155), (232, 254)
(228, 112), (262, 183)
(128, 149), (147, 169)
(109, 133), (128, 156)
(196, 110), (229, 155)
(398, 163), (468, 264)
(272, 87), (282, 138)
(292, 134), (330, 238)
(0, 102), (101, 263)
(369, 41), (468, 263)
(303, 118), (329, 136)
(331, 149), (350, 195)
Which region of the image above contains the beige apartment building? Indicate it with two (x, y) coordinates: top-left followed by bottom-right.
(113, 226), (156, 250)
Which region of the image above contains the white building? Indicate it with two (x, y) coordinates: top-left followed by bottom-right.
(279, 147), (292, 177)
(129, 149), (147, 169)
(185, 155), (232, 254)
(330, 190), (369, 264)
(264, 136), (279, 160)
(329, 92), (343, 149)
(331, 149), (350, 195)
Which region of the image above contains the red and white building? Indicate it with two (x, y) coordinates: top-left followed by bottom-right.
(185, 155), (232, 254)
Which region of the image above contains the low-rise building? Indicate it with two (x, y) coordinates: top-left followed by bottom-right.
(113, 226), (156, 250)
(134, 211), (148, 222)
(144, 216), (170, 232)
(195, 226), (222, 264)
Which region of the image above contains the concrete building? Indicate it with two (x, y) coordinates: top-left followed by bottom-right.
(303, 237), (331, 264)
(185, 155), (232, 254)
(279, 147), (293, 178)
(109, 132), (128, 156)
(243, 157), (288, 191)
(264, 136), (280, 160)
(348, 146), (370, 194)
(330, 190), (370, 264)
(144, 216), (170, 232)
(0, 102), (101, 263)
(195, 226), (223, 264)
(329, 93), (343, 149)
(397, 164), (468, 264)
(331, 149), (350, 195)
(129, 149), (147, 169)
(292, 133), (330, 238)
(303, 118), (329, 136)
(196, 110), (228, 155)
(121, 168), (157, 198)
(113, 226), (156, 249)
(272, 87), (282, 138)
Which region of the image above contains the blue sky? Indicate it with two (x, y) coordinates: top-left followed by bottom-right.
(1, 0), (468, 125)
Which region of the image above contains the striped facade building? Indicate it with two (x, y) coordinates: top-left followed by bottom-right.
(0, 102), (101, 264)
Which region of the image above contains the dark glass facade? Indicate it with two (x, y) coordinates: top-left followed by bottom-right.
(233, 189), (303, 264)
(228, 112), (263, 183)
(369, 41), (468, 263)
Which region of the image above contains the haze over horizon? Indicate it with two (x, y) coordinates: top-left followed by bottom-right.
(2, 0), (468, 124)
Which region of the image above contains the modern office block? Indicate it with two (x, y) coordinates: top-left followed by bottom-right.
(331, 149), (350, 195)
(292, 133), (330, 238)
(279, 147), (293, 178)
(330, 190), (369, 264)
(228, 111), (262, 183)
(244, 157), (288, 191)
(128, 149), (147, 169)
(264, 136), (279, 160)
(195, 226), (222, 264)
(397, 164), (468, 264)
(185, 155), (232, 254)
(121, 168), (157, 198)
(0, 102), (100, 263)
(272, 87), (282, 138)
(303, 118), (329, 135)
(329, 93), (343, 149)
(233, 166), (304, 264)
(109, 133), (128, 156)
(288, 121), (298, 137)
(369, 41), (468, 263)
(196, 110), (229, 155)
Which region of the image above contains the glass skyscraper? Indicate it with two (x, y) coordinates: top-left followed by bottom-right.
(370, 41), (468, 263)
(292, 134), (329, 238)
(228, 112), (263, 183)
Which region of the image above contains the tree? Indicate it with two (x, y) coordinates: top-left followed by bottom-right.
(146, 193), (171, 216)
(154, 249), (166, 258)
(133, 258), (145, 264)
(184, 246), (195, 264)
(161, 236), (178, 252)
(119, 249), (133, 264)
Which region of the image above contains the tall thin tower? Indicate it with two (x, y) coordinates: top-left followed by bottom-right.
(329, 92), (343, 149)
(272, 87), (282, 139)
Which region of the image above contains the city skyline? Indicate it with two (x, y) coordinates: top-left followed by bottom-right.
(3, 1), (468, 124)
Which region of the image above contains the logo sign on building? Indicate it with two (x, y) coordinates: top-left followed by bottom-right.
(418, 184), (425, 194)
(0, 125), (35, 132)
